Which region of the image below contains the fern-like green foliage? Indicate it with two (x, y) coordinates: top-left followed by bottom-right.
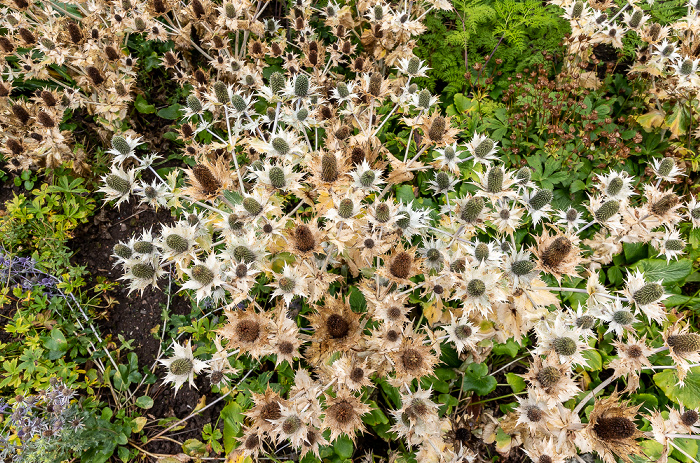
(415, 0), (570, 104)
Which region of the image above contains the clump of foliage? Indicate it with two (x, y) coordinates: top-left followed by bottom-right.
(2, 0), (700, 462)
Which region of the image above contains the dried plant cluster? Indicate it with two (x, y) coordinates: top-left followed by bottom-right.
(3, 0), (700, 461)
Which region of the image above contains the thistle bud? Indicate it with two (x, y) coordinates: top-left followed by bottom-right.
(111, 135), (131, 156)
(271, 137), (290, 156)
(418, 89), (431, 109)
(106, 174), (131, 194)
(474, 137), (495, 159)
(233, 245), (256, 263)
(487, 166), (504, 193)
(270, 72), (284, 95)
(191, 265), (214, 285)
(516, 166), (531, 184)
(460, 197), (484, 223)
(552, 336), (577, 356)
(321, 154), (338, 182)
(336, 82), (350, 99)
(375, 203), (391, 223)
(407, 56), (420, 75)
(133, 241), (155, 254)
(511, 260), (535, 276)
(338, 198), (354, 218)
(466, 279), (486, 297)
(294, 74), (309, 97)
(242, 197), (263, 216)
(213, 81), (229, 105)
(595, 200), (620, 223)
(132, 263), (156, 279)
(231, 94), (247, 112)
(536, 366), (561, 388)
(268, 166), (286, 189)
(359, 170), (375, 187)
(529, 189), (553, 211)
(165, 234), (189, 254)
(113, 243), (133, 259)
(633, 282), (664, 306)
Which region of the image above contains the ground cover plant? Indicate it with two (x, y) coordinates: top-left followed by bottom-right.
(0, 0), (700, 462)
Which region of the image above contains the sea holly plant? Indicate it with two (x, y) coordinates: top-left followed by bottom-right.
(94, 1), (700, 459)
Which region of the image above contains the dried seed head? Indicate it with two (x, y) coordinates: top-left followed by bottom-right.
(487, 166), (504, 193)
(268, 167), (286, 189)
(595, 200), (620, 223)
(213, 81), (229, 105)
(37, 112), (54, 128)
(12, 0), (29, 8)
(363, 238), (375, 249)
(428, 116), (446, 142)
(651, 194), (679, 215)
(526, 406), (544, 422)
(326, 313), (349, 338)
(368, 73), (382, 96)
(132, 263), (156, 279)
(450, 258), (466, 273)
(320, 105), (332, 120)
(552, 336), (577, 356)
(593, 417), (637, 440)
(235, 263), (247, 278)
(375, 202), (391, 223)
(633, 283), (664, 306)
(243, 433), (259, 449)
(459, 197), (484, 223)
(335, 125), (351, 140)
(529, 189), (553, 210)
(271, 137), (290, 155)
(541, 236), (572, 268)
(0, 37), (14, 54)
(649, 23), (661, 41)
(321, 154), (338, 182)
(12, 105), (30, 125)
(407, 56), (421, 75)
(66, 21), (83, 44)
(536, 366), (561, 388)
(236, 319), (260, 342)
(455, 324), (472, 339)
(165, 234), (189, 254)
(233, 245), (256, 263)
(40, 91), (56, 107)
(386, 330), (399, 342)
(338, 198), (354, 218)
(359, 170), (376, 187)
(408, 83), (418, 94)
(627, 345), (642, 358)
(114, 243), (133, 259)
(281, 415), (301, 435)
(228, 215), (243, 232)
(193, 164), (222, 195)
(539, 456), (553, 463)
(418, 89), (431, 109)
(401, 348), (423, 371)
(105, 45), (120, 61)
(612, 310), (634, 325)
(278, 341), (294, 354)
(153, 0), (167, 14)
(18, 28), (36, 44)
(106, 174), (131, 194)
(681, 410), (698, 426)
(466, 279), (486, 297)
(86, 67), (104, 85)
(192, 0), (205, 17)
(7, 139), (23, 155)
(243, 197), (263, 216)
(667, 334), (700, 353)
(294, 225), (315, 252)
(294, 74), (309, 97)
(390, 252), (412, 279)
(191, 265), (214, 285)
(576, 315), (595, 330)
(133, 241), (155, 254)
(169, 357), (193, 375)
(111, 135), (131, 156)
(350, 367), (364, 383)
(328, 400), (354, 425)
(181, 124), (194, 138)
(565, 208), (578, 223)
(210, 370), (224, 385)
(516, 166), (531, 184)
(260, 401), (281, 421)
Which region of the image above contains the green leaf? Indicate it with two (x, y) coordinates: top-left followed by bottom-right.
(631, 259), (693, 285)
(654, 367), (700, 409)
(157, 103), (183, 119)
(395, 185), (416, 204)
(570, 180), (586, 193)
(334, 435), (353, 459)
(492, 338), (519, 357)
(134, 94), (156, 114)
(462, 363), (497, 396)
(629, 393), (658, 411)
(135, 396), (154, 409)
(505, 373), (526, 393)
(672, 437), (698, 463)
(607, 267), (623, 286)
(582, 349), (603, 371)
(222, 402), (244, 454)
(623, 242), (648, 264)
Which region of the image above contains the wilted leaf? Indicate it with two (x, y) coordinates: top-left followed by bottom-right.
(635, 110), (665, 132)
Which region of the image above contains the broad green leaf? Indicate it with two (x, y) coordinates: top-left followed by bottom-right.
(462, 363), (497, 396)
(631, 259), (693, 285)
(492, 338), (519, 357)
(135, 396), (154, 409)
(334, 435), (353, 459)
(654, 367), (700, 409)
(505, 373), (526, 393)
(157, 103), (182, 119)
(222, 402), (244, 454)
(671, 437), (698, 463)
(395, 185), (416, 204)
(134, 94), (156, 114)
(582, 349), (603, 371)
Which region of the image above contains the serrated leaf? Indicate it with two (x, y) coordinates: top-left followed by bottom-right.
(631, 259), (693, 285)
(654, 367), (700, 409)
